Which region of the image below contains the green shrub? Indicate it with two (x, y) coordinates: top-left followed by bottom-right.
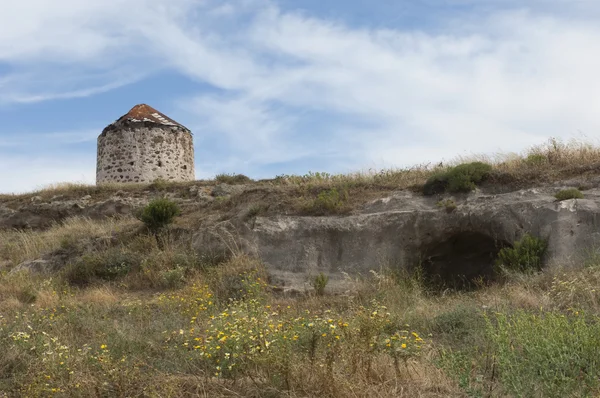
(423, 162), (492, 195)
(447, 162), (493, 192)
(244, 204), (268, 222)
(137, 198), (181, 233)
(206, 256), (268, 303)
(436, 199), (457, 213)
(16, 285), (38, 304)
(312, 272), (329, 296)
(437, 349), (487, 397)
(431, 305), (486, 347)
(422, 173), (449, 196)
(64, 249), (141, 286)
(488, 311), (600, 398)
(215, 173), (252, 185)
(149, 177), (170, 191)
(160, 267), (186, 289)
(496, 233), (547, 273)
(524, 153), (548, 167)
(304, 188), (349, 215)
(555, 188), (584, 201)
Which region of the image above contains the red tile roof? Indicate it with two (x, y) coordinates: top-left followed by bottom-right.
(112, 104), (188, 130)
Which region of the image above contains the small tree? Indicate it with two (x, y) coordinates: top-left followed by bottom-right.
(496, 233), (548, 273)
(312, 272), (329, 296)
(138, 198), (181, 234)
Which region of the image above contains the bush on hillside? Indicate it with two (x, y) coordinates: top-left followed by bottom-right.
(496, 233), (547, 273)
(303, 187), (350, 215)
(423, 162), (492, 195)
(215, 173), (252, 185)
(555, 188), (584, 201)
(524, 153), (548, 167)
(436, 199), (457, 213)
(137, 198), (181, 233)
(431, 304), (486, 348)
(63, 249), (141, 286)
(312, 272), (329, 296)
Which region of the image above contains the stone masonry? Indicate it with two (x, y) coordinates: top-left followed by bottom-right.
(96, 104), (195, 184)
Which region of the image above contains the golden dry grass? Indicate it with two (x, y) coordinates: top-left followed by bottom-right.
(271, 137), (600, 190)
(1, 137), (599, 206)
(0, 244), (600, 396)
(78, 286), (120, 306)
(2, 138), (600, 396)
(0, 216), (139, 266)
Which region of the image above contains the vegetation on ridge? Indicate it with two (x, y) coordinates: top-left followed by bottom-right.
(2, 137), (600, 200)
(423, 161), (493, 195)
(555, 188), (584, 201)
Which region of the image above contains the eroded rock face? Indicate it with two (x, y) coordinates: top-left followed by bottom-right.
(3, 183), (600, 293)
(240, 188), (600, 292)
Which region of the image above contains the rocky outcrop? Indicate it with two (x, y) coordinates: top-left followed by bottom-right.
(4, 182), (600, 293)
(238, 187), (600, 291)
(0, 185), (223, 230)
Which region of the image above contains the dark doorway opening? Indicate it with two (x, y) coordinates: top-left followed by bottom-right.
(419, 232), (508, 291)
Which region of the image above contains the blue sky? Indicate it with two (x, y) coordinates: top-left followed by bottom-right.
(1, 0), (600, 193)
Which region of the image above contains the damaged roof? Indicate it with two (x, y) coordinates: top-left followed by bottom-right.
(109, 104), (190, 131)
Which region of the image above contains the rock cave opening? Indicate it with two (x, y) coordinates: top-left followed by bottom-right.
(418, 231), (509, 290)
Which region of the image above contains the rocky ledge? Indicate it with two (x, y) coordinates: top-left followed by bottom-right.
(235, 186), (600, 292)
(3, 182), (600, 293)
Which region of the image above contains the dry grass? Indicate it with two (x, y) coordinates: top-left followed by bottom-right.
(0, 182), (140, 201)
(0, 216), (139, 266)
(2, 137), (600, 208)
(0, 179), (209, 203)
(1, 242), (600, 396)
(78, 287), (120, 306)
(271, 138), (600, 191)
(204, 138), (600, 217)
(3, 138), (600, 395)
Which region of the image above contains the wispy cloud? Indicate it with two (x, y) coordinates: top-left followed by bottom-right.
(176, 3), (600, 169)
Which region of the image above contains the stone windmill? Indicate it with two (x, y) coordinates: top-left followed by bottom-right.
(96, 104), (195, 184)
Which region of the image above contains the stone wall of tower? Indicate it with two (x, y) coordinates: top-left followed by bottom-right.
(96, 124), (195, 184)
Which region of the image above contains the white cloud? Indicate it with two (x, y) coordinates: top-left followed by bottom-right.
(2, 0), (600, 192)
(177, 4), (600, 169)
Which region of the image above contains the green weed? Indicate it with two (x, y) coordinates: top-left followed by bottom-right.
(555, 188), (584, 201)
(312, 272), (329, 296)
(496, 233), (547, 273)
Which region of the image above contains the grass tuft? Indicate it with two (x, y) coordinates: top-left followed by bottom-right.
(555, 188), (584, 201)
(215, 173), (253, 185)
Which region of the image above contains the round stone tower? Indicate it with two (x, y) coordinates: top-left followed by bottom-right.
(96, 104), (195, 184)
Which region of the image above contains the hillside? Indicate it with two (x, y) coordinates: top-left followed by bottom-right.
(2, 138), (600, 397)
